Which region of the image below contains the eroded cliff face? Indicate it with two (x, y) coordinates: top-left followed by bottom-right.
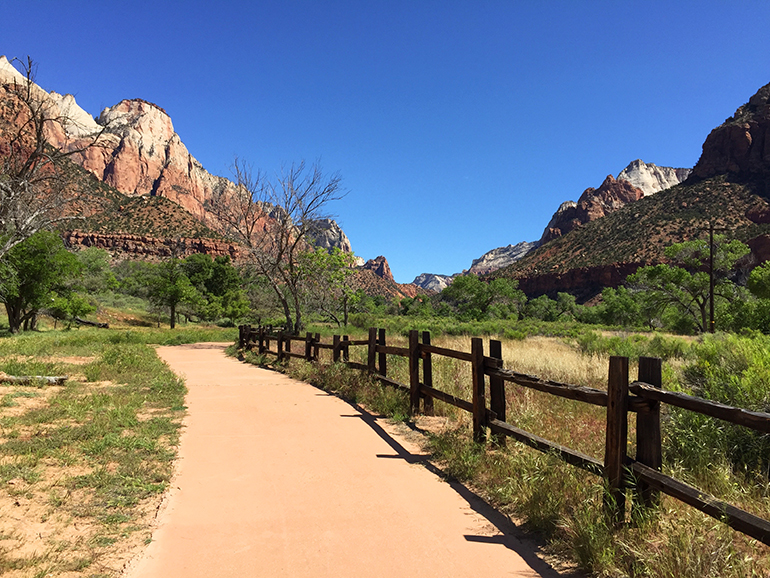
(617, 159), (691, 196)
(539, 175), (645, 244)
(63, 231), (239, 261)
(501, 262), (645, 302)
(412, 273), (454, 292)
(468, 241), (537, 275)
(692, 82), (770, 179)
(308, 218), (354, 254)
(66, 99), (234, 220)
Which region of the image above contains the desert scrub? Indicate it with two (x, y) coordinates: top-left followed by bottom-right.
(0, 329), (188, 577)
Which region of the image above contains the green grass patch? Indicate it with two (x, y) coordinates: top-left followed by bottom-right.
(0, 324), (203, 576)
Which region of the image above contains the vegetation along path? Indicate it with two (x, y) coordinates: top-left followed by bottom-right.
(126, 343), (562, 578)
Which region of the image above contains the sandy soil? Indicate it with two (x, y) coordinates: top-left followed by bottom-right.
(125, 343), (569, 578)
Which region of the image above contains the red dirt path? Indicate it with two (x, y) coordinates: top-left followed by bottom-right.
(124, 343), (570, 577)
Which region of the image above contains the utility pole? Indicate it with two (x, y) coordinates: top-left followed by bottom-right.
(709, 223), (715, 334)
(708, 222), (727, 334)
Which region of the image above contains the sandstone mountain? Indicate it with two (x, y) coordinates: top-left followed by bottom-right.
(411, 273), (455, 292)
(409, 158), (691, 290)
(617, 159), (691, 196)
(539, 175), (645, 244)
(539, 160), (691, 245)
(0, 55), (356, 257)
(492, 81), (770, 300)
(692, 81), (770, 182)
(467, 241), (538, 275)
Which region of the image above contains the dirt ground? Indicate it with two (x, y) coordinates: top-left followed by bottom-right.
(124, 343), (573, 578)
(0, 356), (167, 578)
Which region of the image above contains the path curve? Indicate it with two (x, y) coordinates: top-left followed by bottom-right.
(125, 343), (565, 578)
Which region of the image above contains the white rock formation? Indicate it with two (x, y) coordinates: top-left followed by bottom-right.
(412, 273), (455, 292)
(468, 241), (537, 275)
(0, 56), (101, 139)
(308, 218), (354, 254)
(617, 159), (691, 196)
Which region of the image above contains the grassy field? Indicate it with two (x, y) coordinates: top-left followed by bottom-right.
(243, 326), (770, 578)
(0, 322), (235, 577)
(3, 311), (769, 577)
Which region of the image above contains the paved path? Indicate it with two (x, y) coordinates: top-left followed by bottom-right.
(125, 343), (565, 577)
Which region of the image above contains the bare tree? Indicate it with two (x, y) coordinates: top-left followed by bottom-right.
(0, 57), (104, 259)
(207, 158), (345, 333)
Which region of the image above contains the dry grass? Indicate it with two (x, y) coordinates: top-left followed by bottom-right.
(290, 328), (770, 577)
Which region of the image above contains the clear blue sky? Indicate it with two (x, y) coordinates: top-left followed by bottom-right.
(4, 1), (770, 282)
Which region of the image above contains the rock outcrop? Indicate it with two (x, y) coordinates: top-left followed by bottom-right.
(411, 273), (454, 292)
(504, 262), (645, 302)
(539, 175), (645, 244)
(468, 241), (537, 275)
(63, 231), (239, 260)
(66, 99), (234, 220)
(617, 159), (691, 196)
(692, 82), (770, 179)
(362, 256), (394, 282)
(308, 218), (357, 256)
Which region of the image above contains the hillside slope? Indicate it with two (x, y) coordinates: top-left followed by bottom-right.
(492, 81), (770, 299)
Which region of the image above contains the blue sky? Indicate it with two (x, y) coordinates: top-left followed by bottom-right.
(4, 1), (770, 282)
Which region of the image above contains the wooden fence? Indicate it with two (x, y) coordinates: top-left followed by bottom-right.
(238, 324), (770, 546)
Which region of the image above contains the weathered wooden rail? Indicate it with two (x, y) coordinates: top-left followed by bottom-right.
(238, 324), (770, 546)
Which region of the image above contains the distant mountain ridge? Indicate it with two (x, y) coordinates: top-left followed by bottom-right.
(411, 159), (690, 292)
(490, 80), (770, 300)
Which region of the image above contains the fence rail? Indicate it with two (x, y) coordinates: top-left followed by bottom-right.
(238, 324), (770, 546)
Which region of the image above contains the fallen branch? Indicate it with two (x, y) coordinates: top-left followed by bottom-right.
(0, 372), (69, 385)
(75, 317), (109, 329)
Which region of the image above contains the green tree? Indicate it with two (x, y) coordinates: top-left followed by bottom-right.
(300, 248), (358, 326)
(113, 260), (157, 299)
(47, 291), (96, 329)
(627, 236), (749, 333)
(597, 286), (644, 327)
(146, 258), (202, 329)
(75, 247), (118, 294)
(439, 275), (525, 321)
(180, 254), (248, 323)
(522, 293), (576, 322)
(0, 231), (82, 332)
(748, 260), (770, 300)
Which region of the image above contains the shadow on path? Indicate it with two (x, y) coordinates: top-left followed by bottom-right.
(334, 396), (584, 578)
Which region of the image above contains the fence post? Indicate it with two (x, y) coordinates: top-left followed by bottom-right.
(422, 331), (434, 416)
(304, 332), (313, 362)
(277, 332), (284, 362)
(378, 328), (387, 377)
(409, 330), (421, 416)
(286, 334), (292, 359)
(313, 333), (321, 362)
(471, 337), (487, 443)
(333, 335), (341, 363)
(605, 356), (629, 525)
(258, 327), (265, 354)
(238, 325), (244, 348)
(636, 356), (662, 508)
(489, 339), (506, 447)
(367, 328), (377, 373)
(342, 335), (349, 362)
